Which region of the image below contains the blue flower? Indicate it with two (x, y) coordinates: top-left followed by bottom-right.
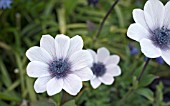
(155, 57), (164, 64)
(87, 0), (98, 6)
(0, 0), (12, 9)
(128, 44), (139, 55)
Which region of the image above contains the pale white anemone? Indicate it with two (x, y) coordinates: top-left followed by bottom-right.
(127, 0), (170, 65)
(88, 47), (121, 89)
(26, 34), (93, 96)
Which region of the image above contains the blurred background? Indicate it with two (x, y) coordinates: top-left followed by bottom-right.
(0, 0), (170, 106)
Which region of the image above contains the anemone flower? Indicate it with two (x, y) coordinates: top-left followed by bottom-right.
(127, 0), (170, 66)
(26, 34), (93, 96)
(88, 47), (121, 89)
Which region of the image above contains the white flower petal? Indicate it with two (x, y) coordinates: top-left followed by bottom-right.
(161, 50), (170, 66)
(26, 46), (53, 63)
(104, 55), (120, 65)
(90, 77), (101, 89)
(99, 74), (114, 85)
(40, 35), (56, 58)
(140, 38), (161, 58)
(144, 0), (164, 30)
(164, 1), (170, 29)
(127, 23), (150, 42)
(97, 47), (110, 62)
(34, 76), (51, 93)
(67, 35), (83, 57)
(69, 50), (92, 71)
(55, 34), (70, 59)
(63, 74), (82, 95)
(27, 61), (51, 78)
(106, 65), (121, 77)
(73, 67), (93, 81)
(47, 77), (63, 96)
(88, 49), (97, 63)
(133, 9), (149, 29)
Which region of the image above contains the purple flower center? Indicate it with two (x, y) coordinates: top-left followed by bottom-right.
(91, 62), (106, 77)
(49, 58), (71, 79)
(151, 27), (170, 50)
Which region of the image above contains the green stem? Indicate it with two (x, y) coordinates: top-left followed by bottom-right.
(60, 91), (64, 105)
(138, 58), (151, 81)
(55, 91), (63, 106)
(15, 54), (25, 98)
(93, 0), (120, 42)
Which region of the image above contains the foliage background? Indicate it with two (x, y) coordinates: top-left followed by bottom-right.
(0, 0), (170, 106)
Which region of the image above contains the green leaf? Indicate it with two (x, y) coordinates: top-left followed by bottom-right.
(156, 82), (163, 103)
(136, 88), (154, 102)
(139, 74), (158, 87)
(0, 101), (10, 106)
(63, 0), (78, 15)
(0, 59), (12, 88)
(52, 92), (62, 106)
(44, 0), (57, 16)
(63, 100), (77, 106)
(132, 76), (138, 89)
(26, 76), (37, 102)
(115, 5), (125, 28)
(0, 92), (20, 102)
(6, 79), (20, 92)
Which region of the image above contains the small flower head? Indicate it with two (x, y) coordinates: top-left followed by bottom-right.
(0, 0), (12, 9)
(88, 47), (121, 89)
(128, 44), (139, 55)
(127, 0), (170, 66)
(87, 0), (98, 6)
(26, 34), (93, 96)
(156, 57), (164, 64)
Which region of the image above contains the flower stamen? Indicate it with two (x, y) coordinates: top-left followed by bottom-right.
(151, 27), (170, 50)
(91, 62), (106, 77)
(49, 58), (71, 79)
